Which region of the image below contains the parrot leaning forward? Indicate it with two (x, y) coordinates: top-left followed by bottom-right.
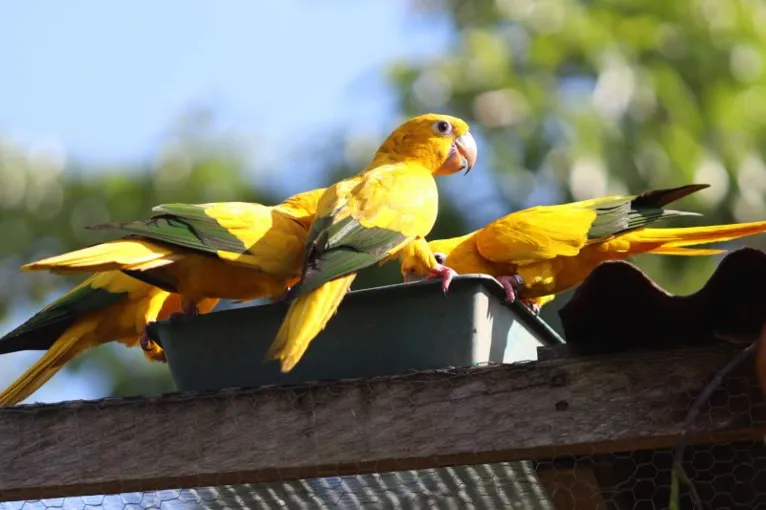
(20, 188), (327, 347)
(0, 271), (218, 405)
(265, 113), (478, 373)
(400, 184), (766, 312)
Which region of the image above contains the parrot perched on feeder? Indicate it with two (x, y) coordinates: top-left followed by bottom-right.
(400, 184), (766, 313)
(265, 113), (478, 373)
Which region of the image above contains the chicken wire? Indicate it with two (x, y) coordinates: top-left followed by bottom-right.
(2, 441), (765, 510)
(0, 461), (549, 509)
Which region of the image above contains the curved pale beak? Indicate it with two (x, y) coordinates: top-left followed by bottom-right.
(436, 131), (478, 176)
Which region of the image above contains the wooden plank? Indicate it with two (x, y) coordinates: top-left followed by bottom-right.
(0, 345), (762, 502)
(537, 344), (575, 361)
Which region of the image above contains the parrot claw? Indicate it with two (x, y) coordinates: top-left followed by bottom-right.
(497, 274), (525, 304)
(139, 331), (152, 351)
(523, 301), (541, 316)
(182, 301), (200, 315)
(426, 264), (458, 293)
(139, 331), (167, 363)
(169, 301), (200, 321)
(497, 276), (538, 315)
(272, 287), (291, 303)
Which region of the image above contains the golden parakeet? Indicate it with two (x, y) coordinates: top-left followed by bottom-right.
(266, 113), (478, 372)
(401, 184), (766, 312)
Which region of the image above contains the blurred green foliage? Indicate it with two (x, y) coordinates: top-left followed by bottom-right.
(2, 0), (766, 399)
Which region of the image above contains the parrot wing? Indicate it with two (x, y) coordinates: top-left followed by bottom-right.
(202, 202), (314, 276)
(0, 272), (132, 354)
(87, 202), (269, 259)
(290, 164), (438, 297)
(475, 205), (599, 263)
(89, 202), (310, 275)
(26, 201), (311, 280)
(475, 184), (708, 265)
(584, 184), (709, 240)
(0, 272), (178, 406)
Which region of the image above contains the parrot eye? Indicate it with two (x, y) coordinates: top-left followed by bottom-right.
(434, 252), (447, 264)
(433, 120), (453, 136)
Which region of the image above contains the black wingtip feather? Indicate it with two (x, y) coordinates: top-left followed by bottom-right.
(0, 322), (72, 354)
(631, 184), (710, 209)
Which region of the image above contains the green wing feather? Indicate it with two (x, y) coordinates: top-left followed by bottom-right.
(288, 215), (407, 298)
(121, 267), (180, 294)
(86, 203), (249, 256)
(0, 283), (128, 354)
(586, 184), (708, 240)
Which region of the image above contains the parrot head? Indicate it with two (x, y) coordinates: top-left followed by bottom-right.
(374, 113), (478, 176)
(424, 238), (461, 273)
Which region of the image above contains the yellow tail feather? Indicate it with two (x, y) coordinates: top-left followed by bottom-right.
(634, 220), (766, 249)
(266, 274), (357, 373)
(646, 246), (725, 256)
(21, 239), (174, 274)
(0, 323), (93, 406)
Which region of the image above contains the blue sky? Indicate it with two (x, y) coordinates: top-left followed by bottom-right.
(0, 1), (451, 164)
(0, 0), (470, 404)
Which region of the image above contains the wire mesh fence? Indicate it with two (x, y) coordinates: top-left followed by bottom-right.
(0, 462), (549, 509)
(4, 441), (765, 510)
(0, 344), (762, 510)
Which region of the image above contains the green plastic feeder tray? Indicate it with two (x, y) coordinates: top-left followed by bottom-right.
(146, 275), (564, 392)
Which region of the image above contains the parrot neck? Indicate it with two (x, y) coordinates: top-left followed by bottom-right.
(370, 139), (445, 173)
(428, 231), (477, 258)
(369, 153), (435, 175)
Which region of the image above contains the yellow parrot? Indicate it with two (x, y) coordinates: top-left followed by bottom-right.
(400, 184), (766, 312)
(0, 271), (218, 405)
(21, 188), (326, 319)
(266, 113), (478, 372)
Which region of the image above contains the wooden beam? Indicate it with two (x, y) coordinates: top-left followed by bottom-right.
(0, 345), (762, 502)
